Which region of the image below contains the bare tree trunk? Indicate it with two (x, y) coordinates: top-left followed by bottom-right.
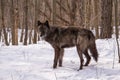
(19, 0), (24, 42)
(20, 29), (24, 42)
(85, 0), (91, 29)
(93, 0), (99, 39)
(33, 0), (38, 44)
(29, 28), (33, 44)
(114, 0), (120, 63)
(0, 0), (2, 41)
(26, 0), (36, 44)
(78, 0), (85, 27)
(1, 0), (9, 45)
(52, 0), (56, 25)
(23, 0), (28, 45)
(118, 0), (120, 26)
(11, 0), (18, 45)
(70, 0), (77, 26)
(114, 0), (119, 38)
(100, 0), (113, 38)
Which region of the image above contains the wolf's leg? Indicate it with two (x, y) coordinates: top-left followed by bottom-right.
(76, 45), (84, 70)
(59, 48), (64, 67)
(83, 49), (91, 66)
(53, 46), (60, 69)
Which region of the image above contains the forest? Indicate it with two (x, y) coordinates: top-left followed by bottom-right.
(1, 0), (120, 80)
(0, 0), (120, 45)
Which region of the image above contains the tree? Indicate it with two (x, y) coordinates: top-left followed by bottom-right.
(23, 0), (28, 45)
(1, 0), (9, 45)
(84, 0), (91, 29)
(52, 0), (56, 25)
(70, 0), (77, 26)
(100, 0), (113, 38)
(93, 0), (99, 39)
(0, 0), (2, 41)
(114, 0), (118, 39)
(11, 0), (18, 45)
(28, 0), (34, 44)
(19, 0), (25, 43)
(118, 0), (120, 26)
(114, 0), (120, 63)
(33, 0), (38, 44)
(78, 0), (85, 27)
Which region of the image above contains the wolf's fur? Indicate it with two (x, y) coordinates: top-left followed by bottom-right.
(37, 20), (98, 70)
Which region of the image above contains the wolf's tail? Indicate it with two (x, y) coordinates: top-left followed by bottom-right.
(88, 31), (98, 62)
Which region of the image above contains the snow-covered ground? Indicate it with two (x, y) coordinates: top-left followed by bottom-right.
(0, 39), (120, 80)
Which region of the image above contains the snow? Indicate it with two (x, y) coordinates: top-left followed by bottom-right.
(0, 39), (120, 80)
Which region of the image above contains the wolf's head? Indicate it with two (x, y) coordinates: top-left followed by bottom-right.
(37, 20), (50, 38)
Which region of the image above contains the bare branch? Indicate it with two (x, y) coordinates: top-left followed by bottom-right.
(44, 0), (52, 12)
(55, 14), (69, 24)
(56, 0), (69, 16)
(38, 9), (51, 21)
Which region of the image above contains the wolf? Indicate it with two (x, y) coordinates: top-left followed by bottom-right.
(37, 20), (98, 70)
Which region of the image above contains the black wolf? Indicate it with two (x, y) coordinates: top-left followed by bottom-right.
(37, 20), (98, 70)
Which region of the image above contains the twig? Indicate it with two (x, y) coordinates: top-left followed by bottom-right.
(95, 63), (99, 79)
(55, 14), (70, 24)
(38, 10), (51, 21)
(112, 38), (116, 69)
(53, 71), (57, 80)
(116, 39), (120, 63)
(56, 0), (69, 16)
(44, 0), (52, 12)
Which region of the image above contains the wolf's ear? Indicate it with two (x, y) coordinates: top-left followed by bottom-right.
(45, 20), (50, 29)
(45, 20), (49, 25)
(37, 20), (41, 26)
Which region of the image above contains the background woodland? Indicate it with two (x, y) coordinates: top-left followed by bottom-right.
(0, 0), (120, 45)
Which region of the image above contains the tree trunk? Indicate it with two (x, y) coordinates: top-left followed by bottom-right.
(85, 0), (91, 29)
(78, 0), (85, 27)
(1, 0), (9, 45)
(23, 0), (28, 45)
(100, 0), (113, 38)
(19, 0), (25, 42)
(114, 0), (119, 38)
(114, 0), (120, 63)
(118, 0), (120, 26)
(33, 0), (38, 44)
(29, 28), (33, 44)
(70, 0), (77, 26)
(0, 0), (2, 41)
(11, 0), (18, 45)
(93, 0), (99, 39)
(28, 0), (34, 44)
(52, 0), (56, 25)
